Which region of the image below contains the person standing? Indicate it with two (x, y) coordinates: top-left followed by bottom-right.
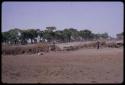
(50, 41), (56, 51)
(53, 41), (56, 51)
(97, 40), (100, 49)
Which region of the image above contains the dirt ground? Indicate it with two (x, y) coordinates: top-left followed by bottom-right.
(2, 47), (123, 84)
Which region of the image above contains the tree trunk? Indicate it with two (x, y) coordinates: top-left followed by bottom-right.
(14, 40), (16, 44)
(31, 39), (33, 44)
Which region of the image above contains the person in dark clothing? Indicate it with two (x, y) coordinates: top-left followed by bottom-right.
(97, 41), (100, 49)
(53, 42), (56, 50)
(51, 41), (56, 51)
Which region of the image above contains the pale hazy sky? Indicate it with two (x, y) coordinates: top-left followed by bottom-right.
(2, 2), (123, 37)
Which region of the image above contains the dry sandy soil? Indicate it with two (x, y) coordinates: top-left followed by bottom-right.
(2, 47), (123, 84)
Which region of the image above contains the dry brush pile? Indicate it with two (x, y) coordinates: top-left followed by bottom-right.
(62, 40), (123, 51)
(2, 40), (123, 55)
(2, 43), (50, 55)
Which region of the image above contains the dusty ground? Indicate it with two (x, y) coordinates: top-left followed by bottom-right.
(2, 47), (123, 84)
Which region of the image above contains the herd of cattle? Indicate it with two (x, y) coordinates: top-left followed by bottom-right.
(2, 40), (123, 55)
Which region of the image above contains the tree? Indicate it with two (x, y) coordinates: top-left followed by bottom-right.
(55, 30), (65, 42)
(101, 33), (109, 39)
(7, 28), (22, 44)
(93, 34), (99, 40)
(68, 28), (79, 41)
(2, 31), (10, 44)
(79, 29), (93, 41)
(20, 30), (29, 44)
(46, 26), (56, 32)
(43, 26), (57, 42)
(42, 30), (52, 42)
(93, 33), (109, 40)
(63, 29), (72, 42)
(36, 29), (44, 42)
(27, 29), (38, 44)
(116, 32), (123, 40)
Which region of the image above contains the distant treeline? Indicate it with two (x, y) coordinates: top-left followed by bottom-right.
(2, 27), (123, 45)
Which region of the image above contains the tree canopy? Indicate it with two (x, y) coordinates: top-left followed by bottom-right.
(2, 26), (115, 45)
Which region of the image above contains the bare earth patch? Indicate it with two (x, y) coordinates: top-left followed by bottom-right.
(2, 48), (123, 83)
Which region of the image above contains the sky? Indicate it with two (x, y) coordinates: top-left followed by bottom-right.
(2, 2), (123, 38)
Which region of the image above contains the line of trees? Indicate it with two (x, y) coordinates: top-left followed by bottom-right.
(2, 26), (110, 45)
